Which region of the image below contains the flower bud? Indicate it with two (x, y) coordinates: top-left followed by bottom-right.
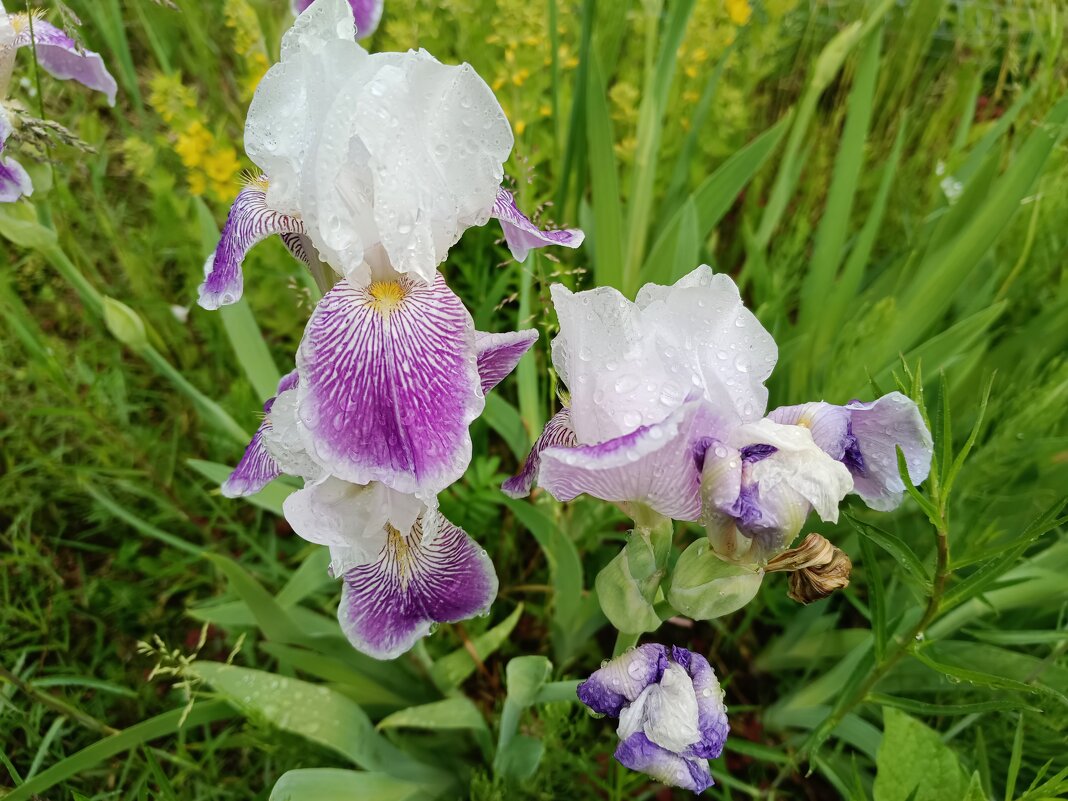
(103, 296), (148, 351)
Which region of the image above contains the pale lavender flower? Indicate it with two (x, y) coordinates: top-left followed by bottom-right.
(578, 644), (728, 794)
(0, 3), (117, 202)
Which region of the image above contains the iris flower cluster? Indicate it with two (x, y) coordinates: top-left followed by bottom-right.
(202, 0), (932, 793)
(0, 2), (117, 202)
(203, 0), (581, 660)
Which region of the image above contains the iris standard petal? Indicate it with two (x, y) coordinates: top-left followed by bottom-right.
(198, 179), (306, 310)
(292, 0), (383, 39)
(296, 273), (483, 497)
(501, 407), (577, 498)
(475, 328), (538, 394)
(767, 401), (851, 459)
(337, 509), (497, 660)
(0, 144), (32, 203)
(10, 14), (117, 105)
(844, 392), (933, 511)
(670, 646), (728, 760)
(614, 732), (713, 794)
(576, 643), (668, 717)
(537, 402), (714, 520)
(220, 370), (299, 497)
(636, 266), (778, 425)
(492, 187), (584, 262)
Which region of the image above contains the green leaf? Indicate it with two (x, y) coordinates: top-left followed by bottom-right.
(203, 553), (305, 643)
(276, 549), (333, 607)
(268, 769), (426, 801)
(858, 536), (887, 663)
(868, 694), (1038, 717)
(1, 702), (233, 801)
(377, 698), (487, 733)
(0, 202), (58, 250)
(873, 708), (966, 801)
(505, 656), (553, 708)
(493, 735), (544, 782)
(846, 514), (932, 592)
(187, 458), (295, 516)
(667, 539), (764, 620)
(594, 536), (662, 634)
(219, 300), (282, 402)
(193, 662), (444, 785)
(482, 394), (529, 462)
(586, 53), (625, 291)
(430, 603), (523, 691)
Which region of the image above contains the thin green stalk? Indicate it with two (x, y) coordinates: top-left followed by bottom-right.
(0, 665), (117, 737)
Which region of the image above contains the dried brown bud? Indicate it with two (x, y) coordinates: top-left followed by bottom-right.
(765, 533), (852, 604)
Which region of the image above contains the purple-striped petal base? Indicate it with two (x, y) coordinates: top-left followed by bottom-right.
(337, 510), (497, 660)
(198, 178), (305, 310)
(475, 328), (538, 394)
(492, 187), (584, 262)
(295, 273), (482, 497)
(11, 15), (117, 105)
(220, 370), (299, 497)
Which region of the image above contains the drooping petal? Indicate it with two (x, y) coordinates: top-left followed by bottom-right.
(220, 369), (300, 497)
(844, 392), (933, 511)
(296, 273), (483, 497)
(10, 14), (117, 105)
(538, 402), (718, 520)
(635, 266), (778, 425)
(475, 328), (538, 394)
(0, 107), (32, 202)
(198, 179), (306, 310)
(220, 418), (280, 497)
(767, 401), (851, 458)
(292, 0), (384, 38)
(576, 643), (668, 717)
(492, 187), (584, 262)
(337, 509), (497, 660)
(670, 646), (728, 760)
(261, 388), (326, 481)
(283, 477), (423, 575)
(614, 732), (713, 794)
(501, 407), (576, 498)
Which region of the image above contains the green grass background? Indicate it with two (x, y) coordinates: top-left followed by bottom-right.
(1, 0), (1066, 798)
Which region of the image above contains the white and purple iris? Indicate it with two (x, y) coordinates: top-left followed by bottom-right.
(292, 0), (383, 39)
(0, 3), (117, 202)
(203, 0), (581, 659)
(578, 644), (728, 794)
(505, 265), (933, 566)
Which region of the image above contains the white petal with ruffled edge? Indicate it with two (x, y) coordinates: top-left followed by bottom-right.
(292, 0), (383, 39)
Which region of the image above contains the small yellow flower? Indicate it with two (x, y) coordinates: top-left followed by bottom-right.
(187, 171), (207, 196)
(203, 147), (241, 186)
(174, 121), (212, 169)
(539, 104), (552, 117)
(148, 72), (197, 125)
(726, 0), (752, 26)
(512, 68), (530, 87)
(515, 119), (527, 136)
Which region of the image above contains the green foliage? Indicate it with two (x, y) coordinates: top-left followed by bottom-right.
(2, 0), (1066, 799)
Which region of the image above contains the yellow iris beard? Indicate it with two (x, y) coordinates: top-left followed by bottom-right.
(367, 281), (408, 316)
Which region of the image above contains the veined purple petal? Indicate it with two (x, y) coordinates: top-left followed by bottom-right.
(577, 644), (668, 717)
(538, 402), (712, 520)
(475, 328), (538, 394)
(296, 273), (482, 497)
(0, 109), (31, 202)
(292, 0), (384, 39)
(11, 14), (117, 105)
(670, 646), (728, 761)
(768, 401), (851, 459)
(492, 187), (584, 262)
(614, 732), (713, 794)
(220, 369), (299, 497)
(337, 509), (497, 660)
(198, 179), (306, 310)
(845, 392), (933, 511)
(502, 407), (576, 498)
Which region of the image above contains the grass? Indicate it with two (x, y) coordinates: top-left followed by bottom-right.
(1, 0), (1066, 799)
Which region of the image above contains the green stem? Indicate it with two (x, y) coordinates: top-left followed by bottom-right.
(612, 630), (639, 657)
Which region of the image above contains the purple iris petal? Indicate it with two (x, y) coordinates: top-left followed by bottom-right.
(670, 646), (729, 761)
(198, 179), (306, 310)
(501, 407), (576, 498)
(292, 0), (383, 39)
(492, 187), (584, 262)
(844, 392), (933, 511)
(11, 15), (117, 105)
(221, 370), (298, 497)
(740, 443), (777, 463)
(576, 644), (668, 717)
(337, 510), (497, 660)
(615, 732), (713, 795)
(295, 273), (482, 498)
(475, 328), (538, 394)
(0, 111), (32, 203)
(537, 402), (712, 521)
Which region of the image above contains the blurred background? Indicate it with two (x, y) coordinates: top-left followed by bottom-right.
(1, 0), (1065, 798)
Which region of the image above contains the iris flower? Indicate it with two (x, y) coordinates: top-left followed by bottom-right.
(506, 266), (932, 566)
(0, 3), (117, 202)
(203, 0), (581, 658)
(292, 0), (383, 39)
(577, 644), (729, 794)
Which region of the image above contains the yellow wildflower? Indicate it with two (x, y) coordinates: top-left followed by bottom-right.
(174, 121), (212, 170)
(187, 171), (207, 196)
(203, 147), (241, 187)
(726, 0), (752, 26)
(148, 73), (197, 126)
(515, 119), (527, 136)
